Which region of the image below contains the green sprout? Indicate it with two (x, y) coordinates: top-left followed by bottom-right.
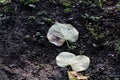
(0, 0), (6, 3)
(104, 40), (120, 54)
(28, 16), (36, 20)
(43, 18), (52, 23)
(64, 8), (71, 13)
(98, 0), (103, 8)
(116, 2), (120, 11)
(0, 0), (11, 4)
(114, 40), (120, 54)
(86, 23), (104, 40)
(63, 2), (71, 7)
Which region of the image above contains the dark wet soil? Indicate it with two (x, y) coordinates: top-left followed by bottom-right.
(0, 0), (120, 80)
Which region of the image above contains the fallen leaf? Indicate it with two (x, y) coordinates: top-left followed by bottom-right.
(56, 52), (75, 67)
(69, 55), (90, 71)
(68, 71), (88, 80)
(47, 21), (79, 46)
(56, 52), (90, 71)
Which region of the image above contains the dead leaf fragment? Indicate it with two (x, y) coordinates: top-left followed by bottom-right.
(68, 71), (88, 80)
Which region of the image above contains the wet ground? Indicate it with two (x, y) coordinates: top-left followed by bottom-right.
(0, 0), (120, 80)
